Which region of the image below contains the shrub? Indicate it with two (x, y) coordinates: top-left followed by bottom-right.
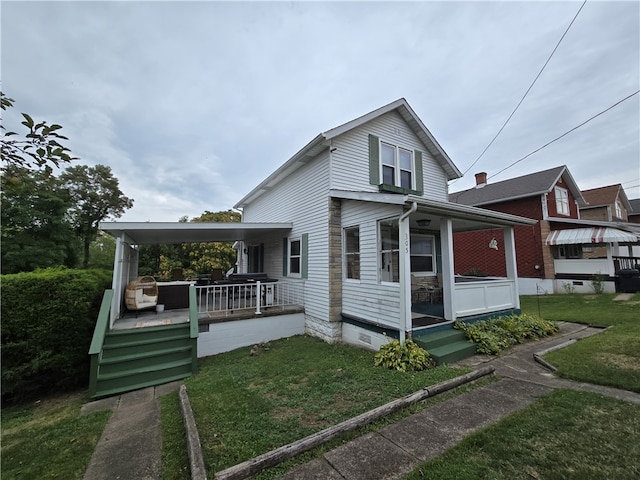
(374, 339), (436, 372)
(454, 314), (558, 356)
(463, 268), (487, 277)
(1, 267), (112, 403)
(590, 272), (605, 294)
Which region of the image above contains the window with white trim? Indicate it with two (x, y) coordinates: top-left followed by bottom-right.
(289, 238), (301, 275)
(555, 187), (570, 216)
(615, 200), (623, 219)
(410, 235), (435, 274)
(379, 220), (399, 283)
(381, 142), (414, 190)
(344, 227), (360, 280)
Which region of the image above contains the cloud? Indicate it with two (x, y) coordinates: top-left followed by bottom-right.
(2, 0), (638, 222)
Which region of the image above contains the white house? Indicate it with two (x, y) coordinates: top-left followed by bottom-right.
(229, 98), (536, 350)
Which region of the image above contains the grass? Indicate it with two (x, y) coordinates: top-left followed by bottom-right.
(160, 392), (191, 480)
(0, 391), (110, 480)
(403, 389), (640, 479)
(181, 335), (469, 478)
(520, 293), (640, 392)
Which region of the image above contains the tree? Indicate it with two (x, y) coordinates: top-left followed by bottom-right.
(60, 164), (133, 268)
(1, 92), (76, 175)
(1, 166), (79, 273)
(137, 210), (241, 279)
(183, 210), (241, 276)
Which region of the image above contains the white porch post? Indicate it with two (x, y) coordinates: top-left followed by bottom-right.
(606, 243), (615, 277)
(440, 218), (455, 321)
(399, 214), (412, 344)
(110, 235), (124, 327)
(503, 227), (520, 310)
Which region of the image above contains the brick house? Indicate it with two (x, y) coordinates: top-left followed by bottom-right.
(449, 166), (639, 294)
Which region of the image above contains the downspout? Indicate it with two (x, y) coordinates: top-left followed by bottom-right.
(398, 201), (417, 345)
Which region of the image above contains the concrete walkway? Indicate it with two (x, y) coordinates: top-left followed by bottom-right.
(80, 321), (640, 480)
(279, 322), (640, 479)
(81, 381), (182, 480)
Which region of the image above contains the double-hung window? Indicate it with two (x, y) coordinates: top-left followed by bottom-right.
(410, 235), (435, 274)
(555, 187), (570, 216)
(381, 142), (414, 190)
(379, 220), (399, 283)
(289, 238), (301, 275)
(344, 227), (360, 280)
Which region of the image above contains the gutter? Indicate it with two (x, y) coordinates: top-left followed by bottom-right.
(398, 202), (417, 345)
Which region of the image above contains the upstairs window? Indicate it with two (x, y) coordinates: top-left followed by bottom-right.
(555, 187), (570, 216)
(368, 134), (423, 195)
(381, 142), (414, 190)
(615, 200), (623, 219)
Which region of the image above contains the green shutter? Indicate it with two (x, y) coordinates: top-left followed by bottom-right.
(282, 238), (288, 276)
(369, 134), (380, 185)
(414, 150), (423, 195)
(301, 234), (309, 279)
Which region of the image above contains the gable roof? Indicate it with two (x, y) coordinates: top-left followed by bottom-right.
(581, 184), (632, 211)
(449, 165), (586, 207)
(235, 98), (461, 208)
(630, 198), (640, 214)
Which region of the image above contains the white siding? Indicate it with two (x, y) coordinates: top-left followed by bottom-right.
(243, 151), (331, 322)
(341, 199), (403, 328)
(330, 110), (449, 201)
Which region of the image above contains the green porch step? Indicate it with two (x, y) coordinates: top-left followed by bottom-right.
(91, 323), (194, 399)
(414, 328), (476, 365)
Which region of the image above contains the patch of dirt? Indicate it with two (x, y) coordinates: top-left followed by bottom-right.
(597, 353), (640, 371)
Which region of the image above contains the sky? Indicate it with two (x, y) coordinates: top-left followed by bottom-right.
(2, 1), (639, 222)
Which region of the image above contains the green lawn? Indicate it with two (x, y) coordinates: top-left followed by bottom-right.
(520, 293), (640, 392)
(174, 335), (469, 478)
(403, 389), (640, 480)
(1, 392), (110, 480)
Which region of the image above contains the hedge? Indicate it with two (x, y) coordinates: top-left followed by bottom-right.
(1, 267), (112, 403)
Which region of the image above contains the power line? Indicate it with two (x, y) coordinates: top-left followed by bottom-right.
(453, 0), (588, 182)
(488, 90), (640, 180)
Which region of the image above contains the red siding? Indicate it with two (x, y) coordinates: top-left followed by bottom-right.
(452, 196), (547, 279)
(547, 176), (580, 218)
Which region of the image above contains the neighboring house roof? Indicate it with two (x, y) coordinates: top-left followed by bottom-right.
(235, 98), (462, 209)
(630, 198), (640, 214)
(449, 165), (587, 207)
(581, 184), (632, 212)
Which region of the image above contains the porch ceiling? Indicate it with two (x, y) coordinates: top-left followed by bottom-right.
(99, 222), (292, 245)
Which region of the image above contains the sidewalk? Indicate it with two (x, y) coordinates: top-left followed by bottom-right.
(81, 321), (640, 480)
(279, 322), (640, 479)
(81, 381), (182, 480)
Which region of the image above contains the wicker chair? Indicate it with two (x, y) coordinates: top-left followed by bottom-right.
(125, 276), (158, 314)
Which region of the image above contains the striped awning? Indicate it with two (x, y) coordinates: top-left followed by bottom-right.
(546, 227), (639, 246)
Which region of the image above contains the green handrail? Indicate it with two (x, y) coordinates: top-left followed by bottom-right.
(89, 289), (113, 397)
(188, 285), (199, 372)
(89, 289), (114, 355)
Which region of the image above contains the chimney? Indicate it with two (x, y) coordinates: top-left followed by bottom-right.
(475, 172), (487, 188)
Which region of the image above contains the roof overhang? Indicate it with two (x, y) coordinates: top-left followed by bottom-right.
(546, 227), (639, 246)
(330, 190), (537, 231)
(99, 222), (292, 245)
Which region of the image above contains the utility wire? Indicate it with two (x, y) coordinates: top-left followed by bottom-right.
(488, 90), (640, 180)
(452, 0), (588, 183)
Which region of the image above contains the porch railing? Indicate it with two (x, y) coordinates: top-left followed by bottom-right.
(195, 280), (304, 317)
(613, 256), (640, 271)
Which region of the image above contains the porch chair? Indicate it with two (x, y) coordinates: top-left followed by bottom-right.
(125, 276), (158, 315)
